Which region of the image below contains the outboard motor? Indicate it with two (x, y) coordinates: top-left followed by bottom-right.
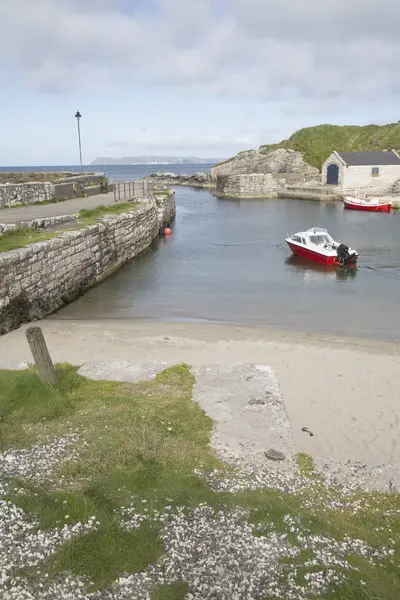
(337, 244), (357, 265)
(336, 244), (351, 265)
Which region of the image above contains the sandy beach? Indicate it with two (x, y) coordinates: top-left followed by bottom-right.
(1, 318), (399, 482)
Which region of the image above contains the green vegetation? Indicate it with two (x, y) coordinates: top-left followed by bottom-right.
(1, 363), (399, 598)
(0, 202), (139, 253)
(77, 202), (139, 225)
(259, 121), (400, 169)
(0, 227), (55, 252)
(154, 188), (173, 196)
(32, 196), (70, 206)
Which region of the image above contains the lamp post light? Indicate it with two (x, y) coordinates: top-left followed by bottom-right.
(74, 110), (83, 173)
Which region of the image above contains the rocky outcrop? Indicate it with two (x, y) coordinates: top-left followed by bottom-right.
(209, 149), (319, 183)
(387, 178), (400, 194)
(148, 172), (213, 188)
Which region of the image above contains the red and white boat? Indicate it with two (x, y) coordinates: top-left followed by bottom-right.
(285, 227), (358, 266)
(343, 196), (391, 212)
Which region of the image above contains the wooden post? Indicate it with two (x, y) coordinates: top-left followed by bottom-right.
(25, 326), (58, 385)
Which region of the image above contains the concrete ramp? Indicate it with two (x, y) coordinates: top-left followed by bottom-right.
(192, 363), (295, 466)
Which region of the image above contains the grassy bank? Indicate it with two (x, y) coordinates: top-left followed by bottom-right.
(0, 364), (399, 598)
(0, 227), (56, 252)
(0, 202), (140, 253)
(259, 122), (400, 169)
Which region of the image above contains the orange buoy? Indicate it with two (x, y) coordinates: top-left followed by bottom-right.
(164, 227), (172, 235)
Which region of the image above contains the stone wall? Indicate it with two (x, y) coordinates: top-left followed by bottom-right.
(0, 191), (176, 335)
(0, 174), (106, 208)
(155, 192), (176, 226)
(217, 174), (278, 198)
(0, 183), (55, 208)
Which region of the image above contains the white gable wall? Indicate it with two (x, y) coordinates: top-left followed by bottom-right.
(321, 153), (344, 186)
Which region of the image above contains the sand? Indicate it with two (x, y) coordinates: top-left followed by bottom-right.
(1, 319), (400, 488)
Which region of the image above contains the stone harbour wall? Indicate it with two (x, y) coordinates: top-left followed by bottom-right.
(0, 183), (55, 208)
(155, 192), (176, 226)
(0, 192), (176, 335)
(217, 174), (278, 198)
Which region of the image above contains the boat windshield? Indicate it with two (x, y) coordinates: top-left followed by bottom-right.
(309, 235), (331, 246)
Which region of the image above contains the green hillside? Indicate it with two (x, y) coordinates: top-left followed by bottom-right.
(259, 122), (400, 169)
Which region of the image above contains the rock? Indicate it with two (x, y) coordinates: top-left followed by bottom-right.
(209, 148), (319, 184)
(149, 172), (213, 188)
(249, 396), (266, 406)
(265, 449), (286, 461)
(388, 178), (400, 194)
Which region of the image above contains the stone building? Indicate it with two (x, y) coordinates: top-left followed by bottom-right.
(321, 150), (400, 194)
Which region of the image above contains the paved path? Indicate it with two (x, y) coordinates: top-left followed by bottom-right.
(0, 191), (117, 224)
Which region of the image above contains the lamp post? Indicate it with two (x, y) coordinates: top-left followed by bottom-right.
(74, 110), (83, 173)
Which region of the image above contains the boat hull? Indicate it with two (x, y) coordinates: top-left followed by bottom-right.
(287, 242), (337, 265)
(343, 199), (391, 212)
(286, 242), (357, 266)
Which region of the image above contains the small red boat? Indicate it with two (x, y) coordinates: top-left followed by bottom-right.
(285, 227), (358, 266)
(344, 196), (391, 212)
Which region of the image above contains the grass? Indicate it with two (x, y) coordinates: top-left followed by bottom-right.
(0, 227), (56, 252)
(28, 196), (70, 206)
(77, 202), (139, 225)
(0, 202), (140, 252)
(154, 188), (173, 196)
(0, 364), (399, 597)
(151, 582), (189, 599)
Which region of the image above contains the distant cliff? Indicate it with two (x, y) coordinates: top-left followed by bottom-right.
(91, 156), (223, 166)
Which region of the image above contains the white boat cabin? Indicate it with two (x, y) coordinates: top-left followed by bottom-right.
(288, 228), (338, 252)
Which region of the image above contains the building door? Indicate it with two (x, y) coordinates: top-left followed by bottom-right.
(326, 164), (339, 185)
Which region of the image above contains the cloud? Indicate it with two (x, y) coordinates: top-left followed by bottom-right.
(0, 0), (399, 102)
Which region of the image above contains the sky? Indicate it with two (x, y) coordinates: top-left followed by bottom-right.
(0, 0), (399, 165)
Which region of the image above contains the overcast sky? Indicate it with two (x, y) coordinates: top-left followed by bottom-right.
(0, 0), (399, 165)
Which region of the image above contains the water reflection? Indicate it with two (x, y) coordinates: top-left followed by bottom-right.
(285, 255), (357, 281)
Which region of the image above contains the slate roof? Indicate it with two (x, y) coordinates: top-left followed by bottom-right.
(337, 151), (400, 166)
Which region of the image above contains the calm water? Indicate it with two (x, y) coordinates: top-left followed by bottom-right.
(54, 186), (400, 341)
